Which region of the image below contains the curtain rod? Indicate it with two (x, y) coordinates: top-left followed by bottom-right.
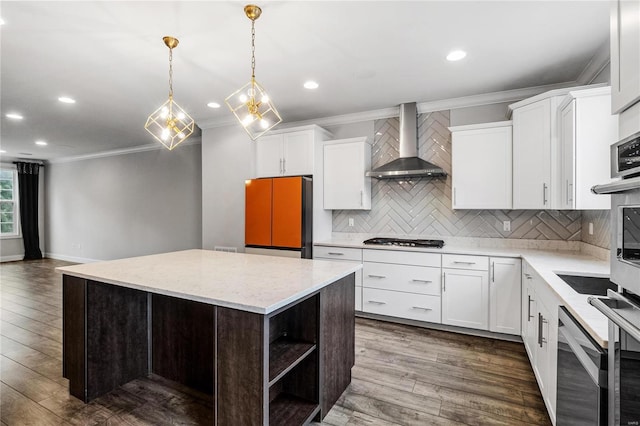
(13, 160), (45, 166)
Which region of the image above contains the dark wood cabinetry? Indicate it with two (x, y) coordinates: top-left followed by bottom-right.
(63, 272), (355, 425)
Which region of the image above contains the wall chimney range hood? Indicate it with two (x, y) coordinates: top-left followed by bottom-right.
(366, 103), (447, 179)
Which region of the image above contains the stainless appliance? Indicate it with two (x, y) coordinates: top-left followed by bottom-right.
(365, 103), (447, 179)
(589, 133), (640, 424)
(363, 237), (445, 248)
(556, 307), (608, 425)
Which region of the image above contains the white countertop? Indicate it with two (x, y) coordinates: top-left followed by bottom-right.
(315, 238), (611, 347)
(56, 249), (362, 315)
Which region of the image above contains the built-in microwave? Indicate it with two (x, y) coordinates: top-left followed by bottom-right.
(610, 131), (640, 179)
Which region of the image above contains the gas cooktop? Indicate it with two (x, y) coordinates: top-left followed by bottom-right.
(363, 237), (445, 248)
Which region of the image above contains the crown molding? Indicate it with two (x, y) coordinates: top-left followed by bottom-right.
(48, 137), (202, 164)
(576, 40), (610, 85)
(199, 81), (584, 131)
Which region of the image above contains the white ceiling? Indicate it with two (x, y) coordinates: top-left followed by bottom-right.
(0, 1), (610, 161)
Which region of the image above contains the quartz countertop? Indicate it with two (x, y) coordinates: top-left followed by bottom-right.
(315, 238), (611, 347)
(56, 249), (362, 315)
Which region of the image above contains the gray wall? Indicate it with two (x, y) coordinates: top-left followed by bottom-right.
(202, 125), (255, 252)
(449, 102), (513, 127)
(45, 144), (202, 262)
(591, 62), (611, 84)
(0, 163), (46, 261)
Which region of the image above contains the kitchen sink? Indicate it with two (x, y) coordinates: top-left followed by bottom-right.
(556, 274), (618, 296)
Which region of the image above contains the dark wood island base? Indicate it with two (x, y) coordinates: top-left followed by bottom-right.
(62, 273), (355, 425)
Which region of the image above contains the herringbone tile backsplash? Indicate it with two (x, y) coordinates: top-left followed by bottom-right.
(333, 112), (609, 246)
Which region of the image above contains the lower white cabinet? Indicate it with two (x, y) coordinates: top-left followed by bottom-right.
(362, 249), (442, 323)
(314, 247), (363, 311)
(521, 261), (559, 425)
(442, 268), (489, 330)
(489, 257), (522, 335)
(363, 288), (441, 323)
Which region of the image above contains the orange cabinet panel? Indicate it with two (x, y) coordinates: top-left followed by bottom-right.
(272, 177), (302, 248)
(245, 179), (272, 246)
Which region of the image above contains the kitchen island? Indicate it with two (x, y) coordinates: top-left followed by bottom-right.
(57, 249), (360, 425)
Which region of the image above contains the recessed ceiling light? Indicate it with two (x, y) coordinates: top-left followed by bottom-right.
(304, 81), (319, 90)
(35, 140), (48, 146)
(0, 18), (5, 26)
(207, 102), (221, 109)
(446, 50), (467, 61)
(6, 113), (24, 120)
(58, 96), (76, 104)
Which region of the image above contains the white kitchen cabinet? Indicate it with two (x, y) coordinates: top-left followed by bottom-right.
(558, 87), (618, 210)
(314, 246), (363, 311)
(489, 257), (521, 335)
(255, 126), (331, 178)
(323, 137), (372, 210)
(362, 249), (442, 323)
(611, 0), (640, 114)
(442, 268), (489, 330)
(511, 97), (563, 209)
(450, 121), (512, 209)
(521, 260), (560, 425)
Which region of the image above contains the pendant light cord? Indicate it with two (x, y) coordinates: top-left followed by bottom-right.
(251, 19), (256, 80)
(168, 47), (174, 99)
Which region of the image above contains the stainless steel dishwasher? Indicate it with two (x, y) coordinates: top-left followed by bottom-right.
(556, 306), (608, 425)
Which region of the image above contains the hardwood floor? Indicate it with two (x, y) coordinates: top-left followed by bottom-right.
(0, 259), (551, 425)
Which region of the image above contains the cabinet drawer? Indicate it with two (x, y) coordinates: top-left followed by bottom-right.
(362, 288), (441, 323)
(363, 262), (441, 296)
(442, 254), (488, 271)
(363, 249), (441, 267)
(314, 246), (362, 262)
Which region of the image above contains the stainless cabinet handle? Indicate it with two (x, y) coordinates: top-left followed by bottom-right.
(566, 179), (570, 204)
(454, 187), (457, 205)
(283, 158), (286, 174)
(360, 190), (363, 206)
(367, 274), (386, 279)
(327, 252), (344, 256)
(442, 272), (446, 292)
(368, 300), (386, 305)
(568, 182), (573, 203)
(528, 295), (534, 320)
(543, 183), (548, 205)
(541, 317), (548, 346)
(412, 306), (432, 311)
(491, 262), (495, 283)
(538, 313), (543, 347)
(279, 158), (283, 174)
(411, 279), (432, 283)
(526, 275), (533, 280)
(453, 261), (476, 265)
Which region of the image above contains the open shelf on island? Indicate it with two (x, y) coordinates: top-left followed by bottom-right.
(269, 337), (316, 385)
(269, 393), (320, 425)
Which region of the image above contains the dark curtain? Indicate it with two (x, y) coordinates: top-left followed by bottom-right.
(15, 162), (43, 260)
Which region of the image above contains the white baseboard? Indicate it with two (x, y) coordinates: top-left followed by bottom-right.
(45, 252), (102, 264)
(0, 255), (24, 263)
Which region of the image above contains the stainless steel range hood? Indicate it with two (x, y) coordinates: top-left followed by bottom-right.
(366, 103), (447, 179)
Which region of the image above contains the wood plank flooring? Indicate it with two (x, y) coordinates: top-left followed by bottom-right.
(0, 259), (551, 425)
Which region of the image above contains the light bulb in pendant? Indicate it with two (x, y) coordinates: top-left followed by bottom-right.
(178, 132), (185, 139)
(242, 115), (255, 126)
(177, 112), (185, 120)
(160, 107), (169, 119)
(161, 128), (170, 140)
(260, 119), (269, 129)
(261, 95), (269, 103)
(239, 94), (248, 103)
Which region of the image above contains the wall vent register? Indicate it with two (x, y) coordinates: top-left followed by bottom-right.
(363, 237), (444, 248)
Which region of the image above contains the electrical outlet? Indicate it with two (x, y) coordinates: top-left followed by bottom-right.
(589, 222), (594, 235)
(503, 220), (511, 232)
(348, 217), (355, 227)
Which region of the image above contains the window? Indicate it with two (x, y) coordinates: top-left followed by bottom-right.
(0, 168), (19, 237)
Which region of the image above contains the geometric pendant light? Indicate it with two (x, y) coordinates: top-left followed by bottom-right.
(225, 5), (282, 141)
(145, 36), (195, 150)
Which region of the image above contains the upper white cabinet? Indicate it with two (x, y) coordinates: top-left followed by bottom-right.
(611, 0), (640, 114)
(255, 126), (331, 178)
(558, 87), (618, 210)
(323, 137), (372, 210)
(511, 96), (564, 210)
(450, 121), (512, 209)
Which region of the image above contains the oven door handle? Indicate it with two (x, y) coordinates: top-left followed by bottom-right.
(592, 175), (640, 194)
(589, 294), (640, 342)
(558, 324), (607, 387)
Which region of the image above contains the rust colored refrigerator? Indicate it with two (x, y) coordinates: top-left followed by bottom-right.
(245, 176), (313, 259)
